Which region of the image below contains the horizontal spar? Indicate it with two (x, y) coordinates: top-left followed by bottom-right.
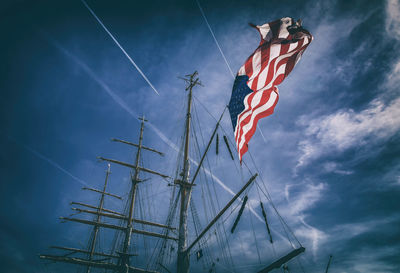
(61, 217), (177, 240)
(70, 201), (125, 216)
(71, 208), (176, 230)
(39, 254), (157, 272)
(60, 217), (124, 230)
(132, 228), (177, 241)
(111, 138), (164, 156)
(50, 246), (120, 259)
(39, 255), (117, 269)
(134, 219), (176, 231)
(82, 187), (122, 199)
(97, 157), (170, 179)
(71, 207), (125, 221)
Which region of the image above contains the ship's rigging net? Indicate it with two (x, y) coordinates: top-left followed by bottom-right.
(142, 94), (305, 273)
(189, 95), (307, 272)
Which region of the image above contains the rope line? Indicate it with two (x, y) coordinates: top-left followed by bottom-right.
(194, 94), (303, 249)
(248, 152), (302, 247)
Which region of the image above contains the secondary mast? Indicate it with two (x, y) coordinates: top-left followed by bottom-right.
(86, 163), (111, 273)
(177, 71), (202, 273)
(120, 116), (145, 273)
(40, 116), (172, 273)
(99, 117), (173, 272)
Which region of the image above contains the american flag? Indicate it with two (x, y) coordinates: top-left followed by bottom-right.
(228, 17), (313, 162)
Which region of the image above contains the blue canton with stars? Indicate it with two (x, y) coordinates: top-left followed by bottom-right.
(228, 75), (253, 131)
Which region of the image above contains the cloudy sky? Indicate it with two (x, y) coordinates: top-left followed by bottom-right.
(1, 0), (399, 272)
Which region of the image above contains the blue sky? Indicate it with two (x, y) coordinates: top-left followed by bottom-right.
(1, 0), (399, 272)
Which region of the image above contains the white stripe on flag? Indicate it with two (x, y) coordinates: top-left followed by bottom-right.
(256, 43), (282, 91)
(250, 48), (262, 81)
(235, 90), (265, 145)
(238, 91), (278, 151)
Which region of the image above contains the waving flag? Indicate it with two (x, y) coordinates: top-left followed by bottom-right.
(228, 17), (312, 161)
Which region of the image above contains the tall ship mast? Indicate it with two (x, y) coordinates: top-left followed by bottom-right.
(40, 72), (305, 273)
(40, 116), (173, 273)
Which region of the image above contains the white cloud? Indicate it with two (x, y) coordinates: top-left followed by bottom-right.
(385, 1), (400, 90)
(386, 59), (400, 89)
(386, 0), (400, 40)
(350, 246), (400, 273)
(330, 214), (400, 242)
(288, 183), (326, 216)
(296, 218), (327, 258)
(283, 182), (328, 257)
(323, 161), (354, 175)
(296, 97), (400, 167)
(323, 215), (400, 273)
(289, 1), (400, 170)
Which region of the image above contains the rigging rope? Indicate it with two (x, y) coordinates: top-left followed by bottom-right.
(192, 117), (229, 267)
(149, 116), (187, 271)
(193, 93), (303, 252)
(249, 205), (262, 264)
(192, 95), (283, 272)
(192, 104), (236, 271)
(214, 115), (300, 248)
(194, 0), (269, 145)
(149, 95), (189, 272)
(190, 199), (213, 270)
(137, 187), (150, 266)
(248, 151), (301, 248)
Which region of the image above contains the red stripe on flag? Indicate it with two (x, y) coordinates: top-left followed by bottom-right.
(231, 18), (313, 161)
(235, 88), (277, 150)
(237, 88), (279, 161)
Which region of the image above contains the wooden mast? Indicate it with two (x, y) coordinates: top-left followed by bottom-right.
(40, 116), (168, 273)
(177, 71), (202, 273)
(86, 163), (111, 273)
(120, 116), (145, 273)
(175, 72), (260, 273)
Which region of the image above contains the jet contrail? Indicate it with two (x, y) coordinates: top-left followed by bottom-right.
(49, 38), (138, 119)
(47, 37), (267, 224)
(80, 0), (160, 95)
(46, 35), (301, 246)
(9, 136), (90, 187)
(48, 36), (292, 246)
(195, 0), (235, 78)
(26, 147), (90, 187)
(10, 137), (123, 206)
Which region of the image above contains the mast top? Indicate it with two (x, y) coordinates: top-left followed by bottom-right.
(179, 71), (203, 91)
